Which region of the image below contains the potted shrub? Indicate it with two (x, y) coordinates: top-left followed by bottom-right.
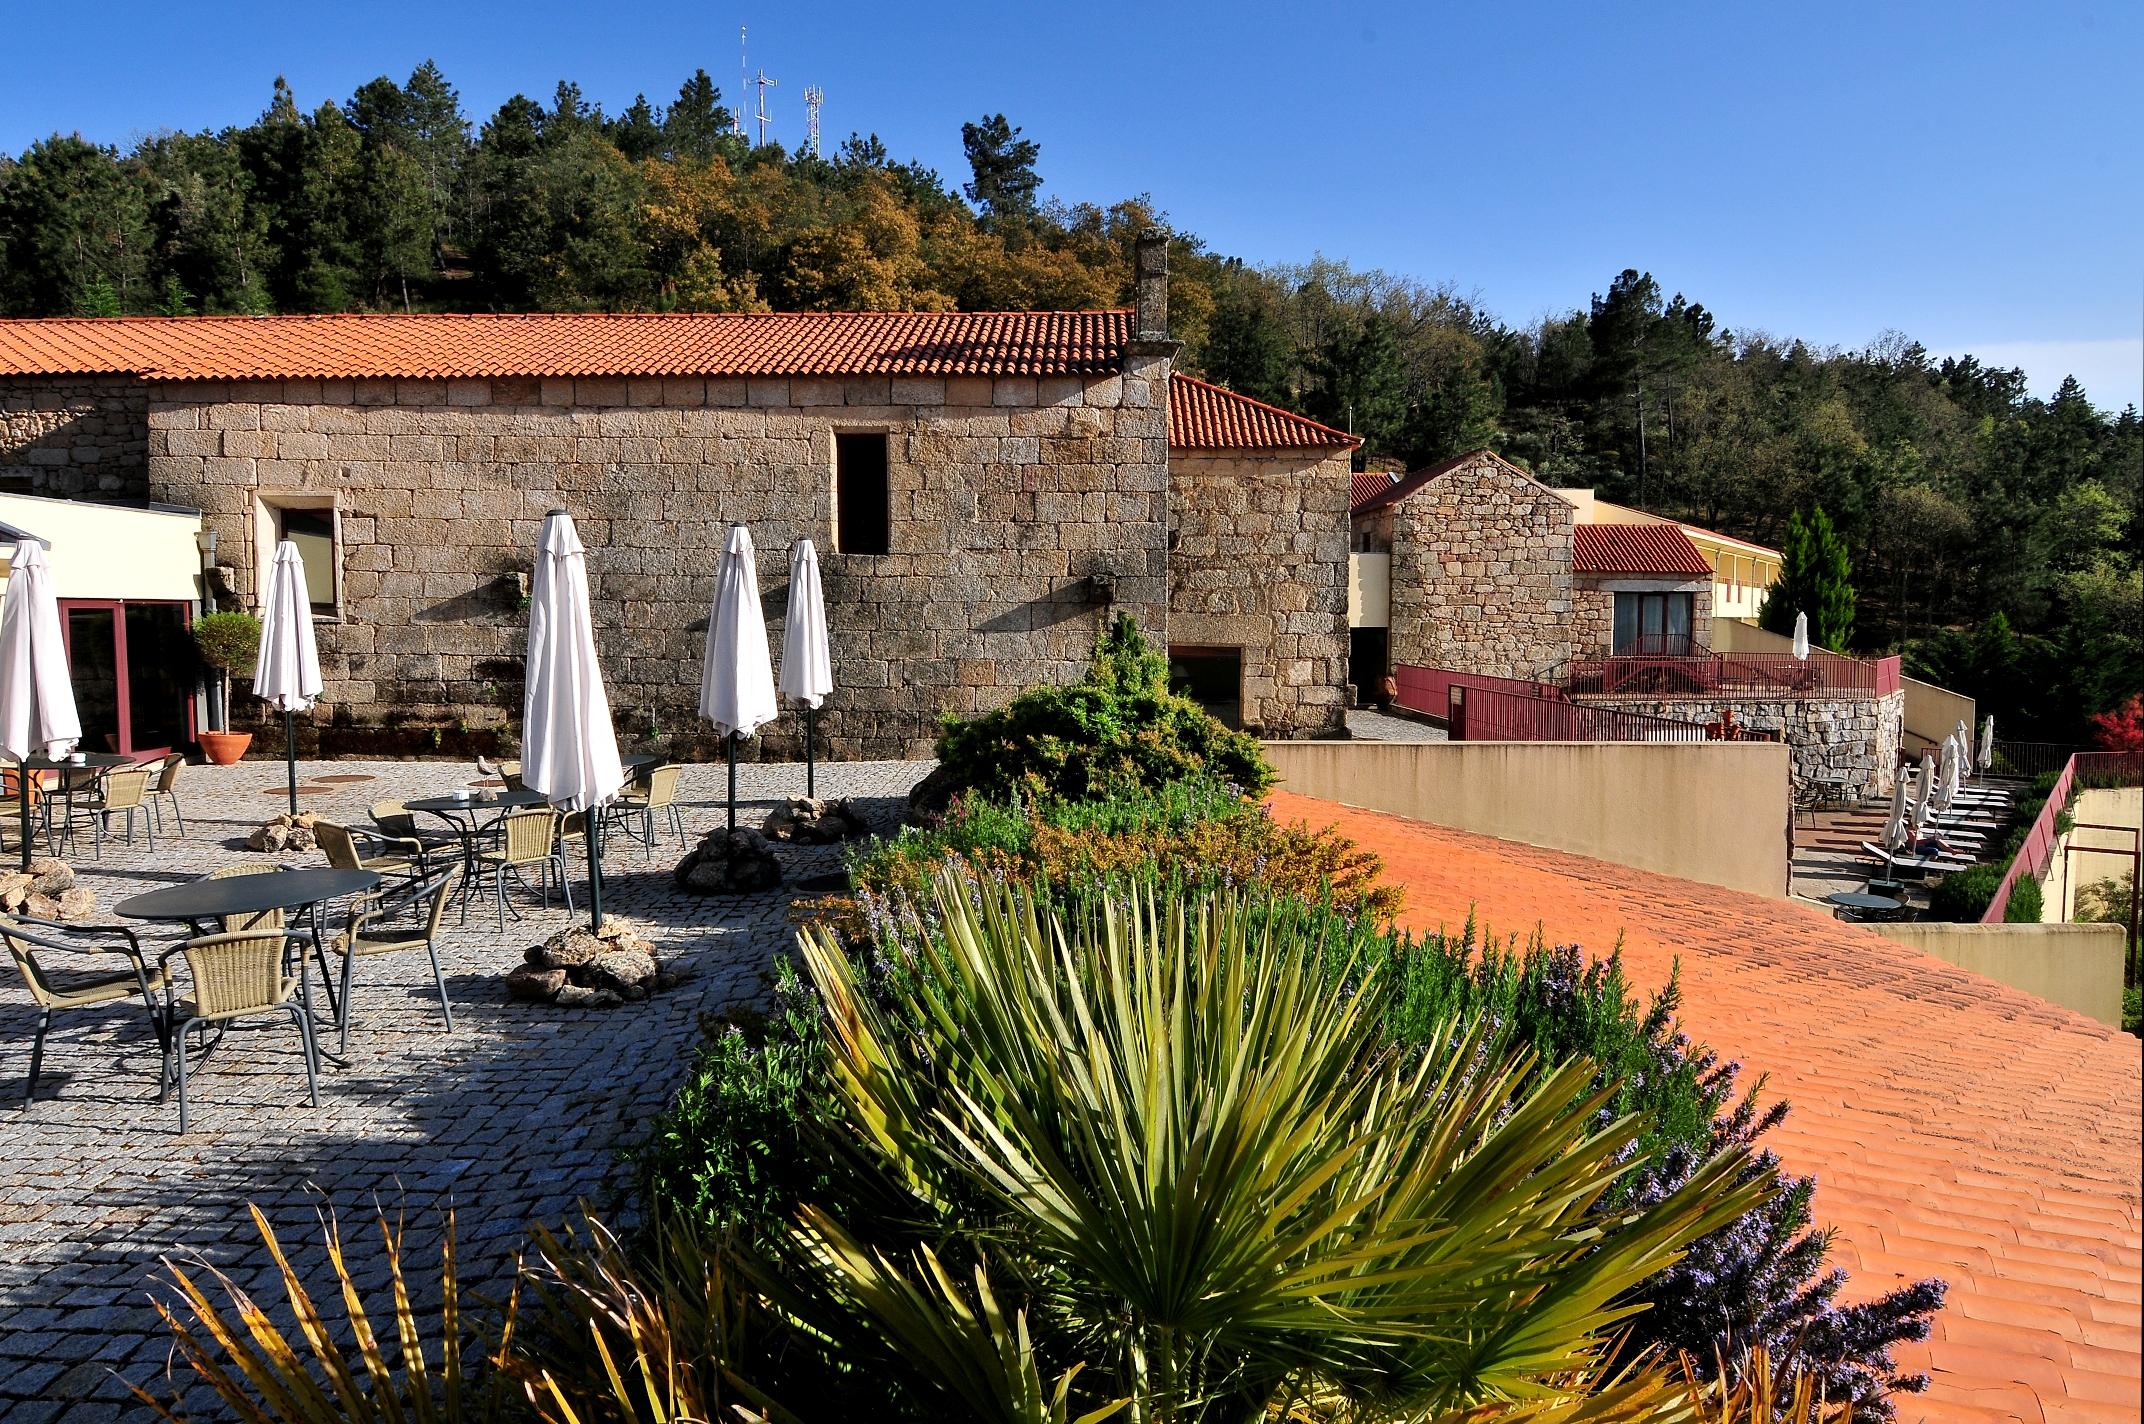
(192, 611), (262, 765)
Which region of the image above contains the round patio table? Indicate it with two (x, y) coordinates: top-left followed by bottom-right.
(116, 867), (381, 1049)
(406, 789), (552, 917)
(9, 752), (134, 869)
(1826, 890), (1902, 920)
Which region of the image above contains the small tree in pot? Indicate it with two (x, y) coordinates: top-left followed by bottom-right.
(193, 611), (261, 764)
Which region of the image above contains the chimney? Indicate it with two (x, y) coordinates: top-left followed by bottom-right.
(1133, 234), (1169, 342)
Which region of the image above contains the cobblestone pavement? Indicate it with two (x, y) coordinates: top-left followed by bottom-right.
(0, 756), (929, 1421)
(1342, 708), (1448, 742)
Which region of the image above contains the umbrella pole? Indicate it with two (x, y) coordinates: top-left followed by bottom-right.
(587, 806), (605, 931)
(284, 709), (298, 815)
(727, 733), (738, 835)
(806, 704), (816, 800)
(16, 760), (29, 872)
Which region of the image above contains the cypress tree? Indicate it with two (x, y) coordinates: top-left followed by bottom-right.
(1761, 504), (1856, 652)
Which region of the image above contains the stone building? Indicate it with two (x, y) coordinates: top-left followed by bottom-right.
(0, 242), (1353, 756)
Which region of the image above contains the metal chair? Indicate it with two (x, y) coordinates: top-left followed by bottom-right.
(613, 763), (687, 851)
(78, 766), (156, 857)
(148, 753), (188, 836)
(206, 863), (285, 933)
(314, 818), (427, 890)
(472, 808), (571, 930)
(327, 866), (461, 1055)
(157, 929), (319, 1132)
(0, 915), (168, 1100)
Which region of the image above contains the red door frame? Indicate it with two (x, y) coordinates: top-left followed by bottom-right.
(57, 598), (194, 760)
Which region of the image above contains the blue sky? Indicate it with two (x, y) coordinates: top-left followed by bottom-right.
(6, 0), (2139, 410)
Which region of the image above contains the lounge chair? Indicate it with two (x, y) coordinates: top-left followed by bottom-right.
(1859, 841), (1974, 877)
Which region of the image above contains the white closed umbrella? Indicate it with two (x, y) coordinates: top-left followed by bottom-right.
(1954, 719), (1974, 775)
(1791, 611), (1810, 660)
(0, 540), (81, 869)
(256, 539), (325, 814)
(1937, 735), (1962, 812)
(1977, 715), (1995, 772)
(523, 510), (627, 928)
(700, 524), (778, 832)
(1880, 772), (1910, 850)
(1910, 750), (1938, 843)
(779, 537), (834, 799)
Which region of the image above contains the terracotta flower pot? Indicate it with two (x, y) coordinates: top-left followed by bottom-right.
(199, 731), (253, 766)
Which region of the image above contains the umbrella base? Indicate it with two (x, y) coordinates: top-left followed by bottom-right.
(672, 826), (784, 895)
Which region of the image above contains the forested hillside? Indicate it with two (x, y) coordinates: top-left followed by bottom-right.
(2, 63), (2135, 736)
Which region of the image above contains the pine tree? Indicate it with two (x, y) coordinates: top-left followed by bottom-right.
(960, 113), (1040, 227)
(1761, 504), (1856, 651)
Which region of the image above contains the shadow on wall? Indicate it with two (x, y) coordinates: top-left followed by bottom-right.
(0, 382), (152, 499)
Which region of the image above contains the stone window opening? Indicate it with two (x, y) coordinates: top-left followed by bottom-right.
(833, 431), (890, 556)
(1611, 590), (1695, 656)
(254, 493), (342, 619)
(1168, 645), (1245, 730)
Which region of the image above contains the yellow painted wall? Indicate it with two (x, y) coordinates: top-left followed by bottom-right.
(2045, 786), (2141, 924)
(1866, 922), (2127, 1027)
(1349, 552), (1390, 629)
(1262, 738), (1791, 897)
(0, 493), (202, 602)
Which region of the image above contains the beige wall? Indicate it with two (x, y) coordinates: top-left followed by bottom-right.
(1902, 675), (1977, 755)
(0, 491), (201, 602)
(1867, 922), (2128, 1027)
(1262, 738), (1791, 896)
(1349, 552), (1389, 629)
(1167, 446), (1351, 738)
(2045, 786), (2141, 924)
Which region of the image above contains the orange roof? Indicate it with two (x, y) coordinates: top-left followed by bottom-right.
(1268, 791), (2143, 1424)
(1571, 523), (1713, 577)
(0, 311), (1132, 381)
(1168, 374), (1358, 451)
(1352, 472), (1399, 507)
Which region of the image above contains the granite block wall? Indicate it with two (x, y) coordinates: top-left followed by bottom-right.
(1569, 689), (1904, 796)
(136, 362), (1172, 760)
(1167, 448), (1351, 737)
(0, 376), (150, 499)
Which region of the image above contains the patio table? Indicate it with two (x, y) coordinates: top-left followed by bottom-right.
(116, 867), (381, 1045)
(1826, 889), (1902, 921)
(406, 789), (552, 916)
(8, 752), (133, 868)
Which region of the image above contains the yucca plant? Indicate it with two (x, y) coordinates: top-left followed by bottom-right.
(790, 870), (1771, 1423)
(1678, 1345), (1842, 1424)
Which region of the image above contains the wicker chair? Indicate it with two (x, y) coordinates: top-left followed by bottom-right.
(0, 769), (43, 857)
(476, 756), (525, 792)
(64, 765), (155, 858)
(473, 808), (571, 930)
(613, 763), (686, 851)
(1, 916), (168, 1100)
(327, 866), (461, 1054)
(157, 929), (319, 1132)
(206, 864), (284, 934)
(315, 819), (427, 889)
(149, 753), (188, 836)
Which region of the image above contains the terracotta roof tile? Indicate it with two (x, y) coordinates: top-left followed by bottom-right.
(0, 310), (1133, 381)
(1167, 374), (1358, 451)
(1571, 522), (1713, 576)
(1352, 472), (1398, 506)
(1265, 791), (2142, 1424)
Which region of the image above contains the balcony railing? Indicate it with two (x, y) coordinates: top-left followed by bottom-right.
(1450, 684), (1712, 743)
(1568, 650), (1902, 700)
(1392, 664), (1570, 721)
(1984, 750), (2144, 924)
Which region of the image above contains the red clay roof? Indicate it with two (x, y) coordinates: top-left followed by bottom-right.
(1571, 523), (1713, 577)
(1267, 791), (2143, 1424)
(1352, 472), (1399, 506)
(1168, 375), (1358, 451)
(0, 311), (1133, 381)
(1351, 447), (1537, 514)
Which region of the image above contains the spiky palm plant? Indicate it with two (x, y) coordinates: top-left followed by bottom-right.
(791, 871), (1770, 1423)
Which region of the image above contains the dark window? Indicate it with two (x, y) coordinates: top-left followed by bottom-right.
(275, 505), (339, 616)
(835, 433), (890, 555)
(1168, 646), (1244, 730)
(1611, 591), (1695, 655)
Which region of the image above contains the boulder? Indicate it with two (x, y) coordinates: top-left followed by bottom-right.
(555, 983), (623, 1009)
(532, 927), (606, 970)
(29, 862), (74, 896)
(247, 812), (321, 854)
(23, 893), (58, 919)
(506, 965), (567, 1002)
(0, 873), (33, 911)
(586, 946), (657, 995)
(762, 797), (870, 845)
(53, 887), (96, 921)
(673, 827), (783, 894)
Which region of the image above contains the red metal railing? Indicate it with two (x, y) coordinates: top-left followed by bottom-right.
(1568, 651), (1902, 699)
(1452, 684), (1711, 743)
(1391, 663), (1568, 721)
(1983, 750), (2144, 923)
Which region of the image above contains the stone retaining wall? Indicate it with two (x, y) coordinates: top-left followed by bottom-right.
(0, 376), (149, 499)
(1168, 448), (1350, 737)
(1569, 689), (1904, 795)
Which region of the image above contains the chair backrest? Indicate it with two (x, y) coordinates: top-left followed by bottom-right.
(499, 807), (557, 862)
(644, 764), (683, 810)
(102, 767), (152, 810)
(207, 864), (284, 933)
(313, 820), (363, 871)
(500, 760), (525, 792)
(180, 931), (294, 1017)
(0, 919), (64, 1007)
(156, 753), (186, 793)
(415, 864), (461, 939)
(370, 800), (418, 838)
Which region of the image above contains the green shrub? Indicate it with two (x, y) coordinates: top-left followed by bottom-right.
(1928, 863), (2004, 921)
(910, 614), (1271, 817)
(190, 610), (261, 675)
(2003, 875), (2043, 923)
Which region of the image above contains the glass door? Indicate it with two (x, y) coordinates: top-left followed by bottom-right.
(59, 600), (193, 758)
(62, 602), (125, 755)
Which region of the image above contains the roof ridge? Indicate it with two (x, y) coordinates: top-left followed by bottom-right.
(0, 308), (1136, 327)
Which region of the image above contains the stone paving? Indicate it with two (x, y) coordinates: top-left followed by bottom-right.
(0, 756), (929, 1422)
(1341, 707), (1448, 743)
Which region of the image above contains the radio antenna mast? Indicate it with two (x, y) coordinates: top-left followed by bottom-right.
(733, 27), (749, 138)
(754, 67), (778, 146)
(803, 84), (823, 156)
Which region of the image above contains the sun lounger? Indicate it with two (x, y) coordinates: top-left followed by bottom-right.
(1860, 841), (1975, 876)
